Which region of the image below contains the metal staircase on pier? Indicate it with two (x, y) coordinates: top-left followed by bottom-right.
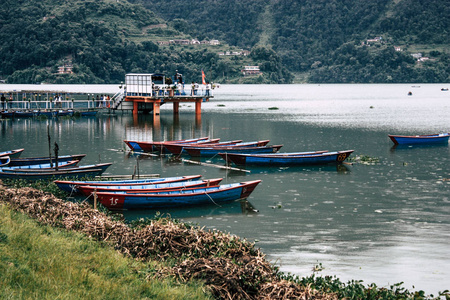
(111, 91), (125, 110)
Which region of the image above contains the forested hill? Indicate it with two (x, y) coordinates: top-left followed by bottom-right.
(133, 0), (450, 83)
(0, 0), (448, 84)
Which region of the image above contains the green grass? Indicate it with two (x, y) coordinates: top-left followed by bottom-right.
(0, 204), (211, 300)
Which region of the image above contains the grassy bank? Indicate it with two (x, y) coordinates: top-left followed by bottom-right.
(0, 204), (210, 299)
(1, 181), (448, 299)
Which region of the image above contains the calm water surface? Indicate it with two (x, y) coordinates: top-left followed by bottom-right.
(1, 83), (449, 295)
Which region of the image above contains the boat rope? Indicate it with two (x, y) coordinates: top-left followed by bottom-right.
(80, 193), (93, 204)
(205, 191), (221, 207)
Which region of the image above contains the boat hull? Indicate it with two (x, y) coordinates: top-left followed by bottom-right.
(8, 154), (86, 166)
(388, 133), (449, 145)
(77, 178), (223, 196)
(128, 137), (210, 152)
(54, 175), (203, 194)
(96, 180), (261, 210)
(185, 144), (282, 157)
(0, 168), (105, 180)
(220, 150), (354, 166)
(0, 148), (24, 159)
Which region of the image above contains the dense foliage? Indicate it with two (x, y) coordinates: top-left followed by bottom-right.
(138, 0), (449, 83)
(0, 0), (448, 83)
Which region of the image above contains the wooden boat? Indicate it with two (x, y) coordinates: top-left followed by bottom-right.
(77, 178), (223, 196)
(0, 148), (24, 159)
(219, 150), (354, 166)
(79, 110), (98, 116)
(1, 111), (15, 118)
(185, 144), (283, 157)
(0, 160), (79, 171)
(95, 180), (261, 210)
(388, 133), (450, 145)
(124, 137), (210, 152)
(8, 154), (86, 166)
(54, 175), (203, 194)
(57, 110), (74, 117)
(15, 110), (39, 118)
(0, 156), (10, 167)
(184, 140), (272, 157)
(0, 168), (105, 181)
(38, 111), (58, 118)
(1, 162), (112, 173)
(161, 138), (222, 155)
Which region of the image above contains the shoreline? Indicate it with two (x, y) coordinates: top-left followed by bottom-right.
(1, 181), (447, 299)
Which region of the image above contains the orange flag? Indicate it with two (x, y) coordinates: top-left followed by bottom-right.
(201, 70), (206, 85)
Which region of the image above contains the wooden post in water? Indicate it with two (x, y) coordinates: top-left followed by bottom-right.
(53, 142), (59, 171)
(93, 189), (97, 210)
(47, 124), (53, 168)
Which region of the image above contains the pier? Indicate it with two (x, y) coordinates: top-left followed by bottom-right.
(119, 73), (213, 117)
(1, 73), (214, 118)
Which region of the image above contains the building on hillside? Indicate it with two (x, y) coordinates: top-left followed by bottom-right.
(58, 64), (73, 74)
(241, 66), (261, 76)
(394, 46), (402, 52)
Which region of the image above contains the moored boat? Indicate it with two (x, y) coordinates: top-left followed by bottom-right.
(388, 133), (449, 145)
(0, 160), (79, 171)
(54, 174), (203, 194)
(77, 178), (223, 196)
(0, 148), (24, 159)
(95, 180), (261, 210)
(1, 162), (112, 173)
(0, 168), (105, 181)
(125, 137), (210, 152)
(220, 150), (354, 166)
(161, 138), (222, 155)
(8, 154), (86, 166)
(0, 156), (10, 167)
(185, 144), (283, 157)
(15, 110), (39, 118)
(1, 111), (15, 118)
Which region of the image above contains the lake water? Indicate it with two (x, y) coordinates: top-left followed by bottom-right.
(1, 83), (449, 295)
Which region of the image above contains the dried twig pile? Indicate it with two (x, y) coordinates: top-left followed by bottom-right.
(0, 182), (337, 300)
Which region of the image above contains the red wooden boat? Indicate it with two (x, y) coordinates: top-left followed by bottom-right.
(124, 137), (210, 152)
(162, 138), (222, 155)
(77, 178), (223, 196)
(54, 174), (203, 194)
(95, 180), (261, 210)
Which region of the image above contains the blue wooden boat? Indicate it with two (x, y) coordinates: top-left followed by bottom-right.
(0, 160), (79, 171)
(219, 150), (354, 166)
(124, 137), (210, 152)
(80, 110), (97, 117)
(8, 154), (86, 166)
(95, 180), (261, 210)
(0, 148), (24, 159)
(0, 168), (106, 181)
(15, 110), (39, 118)
(77, 178), (223, 196)
(54, 175), (203, 194)
(1, 111), (15, 118)
(57, 110), (74, 117)
(1, 162), (112, 173)
(0, 156), (10, 167)
(184, 144), (283, 157)
(388, 133), (449, 145)
(38, 111), (58, 118)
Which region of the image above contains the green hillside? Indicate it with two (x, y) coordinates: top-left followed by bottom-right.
(0, 0), (448, 84)
(136, 0), (449, 83)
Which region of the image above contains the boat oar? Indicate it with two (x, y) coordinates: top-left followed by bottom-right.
(181, 158), (250, 173)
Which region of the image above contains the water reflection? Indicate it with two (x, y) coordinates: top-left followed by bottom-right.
(120, 199), (259, 221)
